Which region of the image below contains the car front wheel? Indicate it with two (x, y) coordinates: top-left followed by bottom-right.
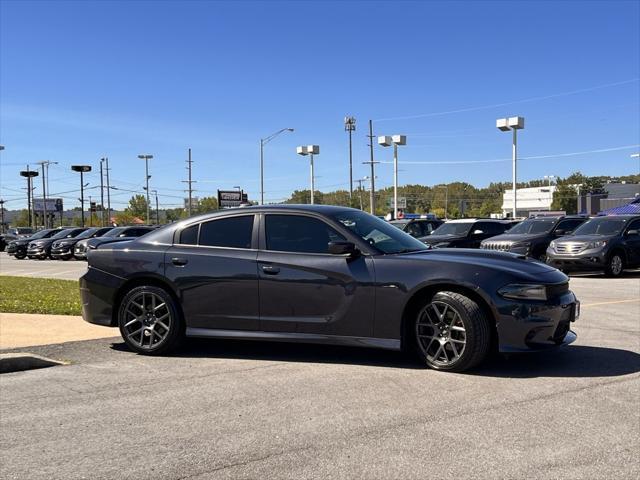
(415, 291), (491, 372)
(605, 253), (624, 277)
(118, 286), (183, 355)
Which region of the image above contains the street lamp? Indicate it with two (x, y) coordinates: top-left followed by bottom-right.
(378, 135), (407, 219)
(496, 116), (525, 219)
(260, 128), (294, 205)
(296, 145), (320, 204)
(344, 116), (356, 202)
(71, 165), (92, 227)
(20, 169), (39, 228)
(137, 154), (153, 223)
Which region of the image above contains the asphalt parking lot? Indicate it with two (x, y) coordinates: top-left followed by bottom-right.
(0, 252), (88, 280)
(1, 264), (639, 479)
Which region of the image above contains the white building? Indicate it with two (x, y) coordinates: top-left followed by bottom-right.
(501, 186), (556, 218)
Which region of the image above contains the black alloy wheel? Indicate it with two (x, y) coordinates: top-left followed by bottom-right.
(415, 291), (491, 372)
(605, 253), (624, 277)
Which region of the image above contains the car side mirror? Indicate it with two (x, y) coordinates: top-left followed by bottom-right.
(472, 229), (484, 235)
(626, 229), (639, 236)
(328, 241), (359, 257)
(555, 229), (566, 236)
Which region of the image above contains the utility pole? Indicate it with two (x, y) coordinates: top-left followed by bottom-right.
(100, 159), (105, 226)
(363, 120), (378, 215)
(89, 195), (93, 227)
(138, 154), (153, 224)
(182, 148), (194, 216)
(354, 178), (366, 210)
(105, 157), (111, 226)
(39, 162), (47, 228)
(20, 166), (38, 229)
(0, 199), (5, 234)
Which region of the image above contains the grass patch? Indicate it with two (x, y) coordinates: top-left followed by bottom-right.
(0, 276), (81, 315)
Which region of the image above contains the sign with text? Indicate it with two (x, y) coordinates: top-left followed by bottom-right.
(33, 198), (63, 212)
(217, 190), (248, 208)
(386, 197), (407, 210)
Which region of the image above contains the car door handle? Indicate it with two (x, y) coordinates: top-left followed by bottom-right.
(171, 257), (188, 266)
(261, 265), (280, 275)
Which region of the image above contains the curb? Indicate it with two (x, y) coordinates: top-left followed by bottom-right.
(0, 353), (67, 374)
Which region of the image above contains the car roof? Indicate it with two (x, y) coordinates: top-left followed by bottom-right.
(445, 218), (511, 224)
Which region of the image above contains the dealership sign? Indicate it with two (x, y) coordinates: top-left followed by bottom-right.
(217, 190), (248, 208)
(33, 198), (63, 212)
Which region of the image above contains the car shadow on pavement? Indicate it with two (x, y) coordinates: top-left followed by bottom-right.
(111, 338), (424, 369)
(111, 339), (640, 377)
(472, 345), (640, 378)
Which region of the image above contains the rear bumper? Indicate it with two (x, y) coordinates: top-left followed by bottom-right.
(496, 291), (579, 353)
(80, 267), (123, 327)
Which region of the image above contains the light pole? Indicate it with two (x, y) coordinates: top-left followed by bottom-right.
(344, 116), (356, 202)
(20, 169), (38, 228)
(497, 116), (525, 219)
(378, 135), (407, 219)
(71, 165), (92, 227)
(137, 154), (153, 224)
(260, 128), (294, 205)
(150, 189), (159, 224)
(296, 145), (320, 204)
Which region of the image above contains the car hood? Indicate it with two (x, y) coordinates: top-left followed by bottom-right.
(420, 234), (466, 244)
(12, 238), (32, 246)
(30, 238), (55, 246)
(395, 248), (559, 275)
(554, 234), (615, 243)
(481, 233), (548, 243)
(88, 237), (136, 248)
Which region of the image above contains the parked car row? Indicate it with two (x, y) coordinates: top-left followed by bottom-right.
(5, 226), (156, 260)
(392, 214), (640, 277)
(0, 227), (35, 251)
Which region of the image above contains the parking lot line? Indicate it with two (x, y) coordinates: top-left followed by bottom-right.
(581, 299), (640, 307)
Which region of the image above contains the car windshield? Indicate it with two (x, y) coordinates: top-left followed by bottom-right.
(506, 218), (556, 235)
(389, 220), (410, 230)
(75, 228), (99, 239)
(431, 222), (474, 236)
(51, 229), (76, 239)
(329, 210), (428, 254)
(572, 218), (627, 236)
(28, 229), (55, 240)
(102, 227), (127, 237)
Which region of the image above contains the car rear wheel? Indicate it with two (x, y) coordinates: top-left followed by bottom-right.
(118, 286), (183, 355)
(15, 252), (26, 260)
(605, 253), (624, 277)
(414, 291), (490, 372)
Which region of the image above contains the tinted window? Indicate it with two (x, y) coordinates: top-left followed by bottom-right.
(405, 223), (423, 237)
(507, 218), (557, 235)
(432, 222), (474, 236)
(573, 218), (627, 236)
(103, 227), (126, 237)
(199, 216), (254, 249)
(75, 228), (99, 240)
(179, 224), (199, 245)
(329, 210), (427, 254)
(627, 219), (640, 233)
(266, 215), (346, 254)
(555, 219), (584, 233)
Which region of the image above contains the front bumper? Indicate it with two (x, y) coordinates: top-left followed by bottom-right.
(496, 291), (579, 353)
(546, 248), (607, 271)
(27, 245), (48, 258)
(51, 246), (74, 259)
(6, 243), (23, 256)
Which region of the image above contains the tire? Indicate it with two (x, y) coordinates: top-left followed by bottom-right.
(118, 285), (183, 355)
(605, 252), (624, 277)
(15, 252), (26, 260)
(414, 291), (491, 372)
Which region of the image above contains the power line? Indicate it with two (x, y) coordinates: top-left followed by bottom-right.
(375, 78), (639, 122)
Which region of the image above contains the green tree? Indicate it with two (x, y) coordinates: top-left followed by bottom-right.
(197, 196), (219, 213)
(165, 208), (187, 222)
(125, 195), (148, 219)
(114, 211), (135, 226)
(551, 183), (578, 214)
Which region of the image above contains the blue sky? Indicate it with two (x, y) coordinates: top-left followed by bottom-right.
(1, 0), (639, 210)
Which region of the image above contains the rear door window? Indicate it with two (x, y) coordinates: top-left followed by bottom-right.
(199, 215), (254, 249)
(179, 224), (199, 245)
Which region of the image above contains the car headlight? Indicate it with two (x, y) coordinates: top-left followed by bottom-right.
(586, 240), (607, 250)
(549, 240), (556, 249)
(498, 284), (548, 301)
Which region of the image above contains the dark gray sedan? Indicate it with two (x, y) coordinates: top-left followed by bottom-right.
(80, 205), (578, 372)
